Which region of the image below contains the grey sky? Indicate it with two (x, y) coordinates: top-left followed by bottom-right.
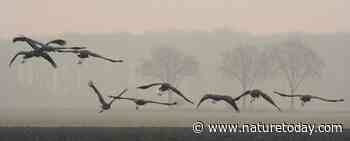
(1, 0), (349, 37)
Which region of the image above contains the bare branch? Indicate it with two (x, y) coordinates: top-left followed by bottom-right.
(269, 34), (325, 108)
(137, 46), (199, 85)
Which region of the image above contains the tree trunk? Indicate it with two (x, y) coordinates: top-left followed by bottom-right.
(77, 66), (81, 90)
(241, 96), (247, 110)
(241, 86), (247, 110)
(167, 79), (176, 108)
(290, 89), (295, 110)
(52, 69), (57, 95)
(28, 64), (33, 87)
(168, 91), (173, 107)
(17, 64), (24, 86)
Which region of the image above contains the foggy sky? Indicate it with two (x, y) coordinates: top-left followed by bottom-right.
(1, 32), (349, 127)
(0, 0), (349, 127)
(1, 0), (349, 37)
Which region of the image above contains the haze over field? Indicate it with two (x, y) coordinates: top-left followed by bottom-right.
(0, 0), (349, 37)
(0, 0), (349, 127)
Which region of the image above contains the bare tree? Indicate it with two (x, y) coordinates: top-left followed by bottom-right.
(220, 43), (273, 109)
(270, 35), (325, 109)
(137, 46), (199, 104)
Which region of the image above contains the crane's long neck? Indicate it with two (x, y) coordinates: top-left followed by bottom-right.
(117, 97), (134, 101)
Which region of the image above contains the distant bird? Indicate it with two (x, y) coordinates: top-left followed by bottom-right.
(108, 96), (177, 110)
(137, 82), (194, 105)
(196, 94), (240, 112)
(274, 91), (344, 106)
(13, 35), (86, 52)
(9, 50), (57, 68)
(88, 81), (128, 113)
(57, 49), (123, 64)
(236, 89), (282, 111)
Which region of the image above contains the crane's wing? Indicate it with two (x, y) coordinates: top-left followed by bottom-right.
(20, 36), (47, 47)
(13, 36), (41, 50)
(107, 98), (117, 105)
(196, 94), (213, 108)
(311, 96), (345, 102)
(273, 91), (304, 97)
(107, 88), (128, 105)
(222, 98), (240, 112)
(260, 93), (282, 112)
(116, 88), (128, 98)
(88, 81), (107, 105)
(168, 86), (194, 104)
(234, 91), (251, 101)
(9, 51), (25, 67)
(40, 53), (57, 68)
(137, 83), (163, 89)
(45, 39), (67, 46)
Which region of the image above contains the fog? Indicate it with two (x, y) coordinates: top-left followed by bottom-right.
(1, 0), (349, 36)
(0, 1), (349, 127)
(0, 31), (349, 127)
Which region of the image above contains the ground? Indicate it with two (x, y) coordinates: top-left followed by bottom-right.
(0, 109), (349, 127)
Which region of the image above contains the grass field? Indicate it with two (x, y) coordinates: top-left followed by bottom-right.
(0, 109), (349, 140)
(0, 127), (348, 141)
(0, 109), (349, 127)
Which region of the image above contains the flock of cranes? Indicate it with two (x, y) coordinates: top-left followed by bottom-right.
(10, 35), (123, 68)
(9, 36), (345, 114)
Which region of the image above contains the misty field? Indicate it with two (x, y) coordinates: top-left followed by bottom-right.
(0, 109), (349, 127)
(0, 97), (348, 140)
